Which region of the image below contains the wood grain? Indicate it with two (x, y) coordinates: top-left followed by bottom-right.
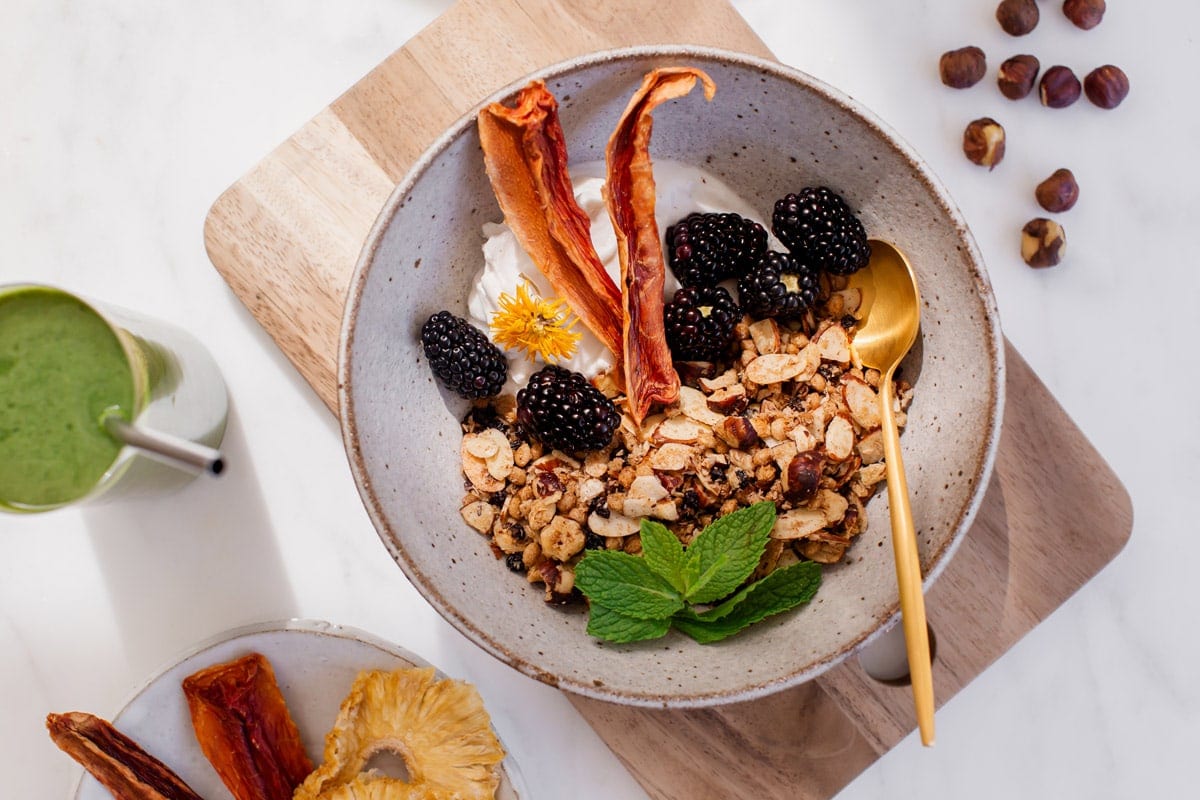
(203, 2), (1133, 798)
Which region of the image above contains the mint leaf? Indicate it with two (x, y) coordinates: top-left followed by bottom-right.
(682, 501), (776, 604)
(575, 550), (684, 620)
(672, 560), (822, 644)
(586, 604), (671, 643)
(638, 519), (687, 593)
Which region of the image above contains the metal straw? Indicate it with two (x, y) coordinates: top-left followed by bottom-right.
(102, 414), (225, 476)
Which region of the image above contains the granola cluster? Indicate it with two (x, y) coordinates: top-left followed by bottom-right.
(458, 285), (912, 603)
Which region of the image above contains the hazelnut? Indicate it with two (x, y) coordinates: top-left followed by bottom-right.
(1063, 0), (1105, 30)
(939, 46), (987, 89)
(1039, 66), (1082, 108)
(1084, 65), (1130, 109)
(1021, 219), (1067, 268)
(963, 118), (1006, 170)
(996, 0), (1039, 35)
(1035, 169), (1079, 213)
(997, 54), (1040, 100)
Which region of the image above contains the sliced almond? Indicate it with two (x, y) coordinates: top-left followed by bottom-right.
(699, 368), (739, 393)
(842, 376), (881, 430)
(627, 474), (670, 504)
(460, 501), (496, 534)
(832, 287), (863, 315)
(857, 429), (884, 464)
(652, 416), (705, 444)
(772, 507), (828, 540)
(649, 442), (694, 472)
(800, 539), (848, 564)
(583, 452), (609, 478)
(745, 353), (813, 385)
(825, 414), (855, 462)
(677, 385), (725, 427)
(462, 451), (505, 493)
(748, 318), (782, 355)
(817, 489), (849, 525)
(706, 383), (748, 414)
(485, 437), (515, 480)
(857, 462), (887, 489)
(463, 431), (501, 459)
(577, 477), (606, 503)
(769, 440), (798, 471)
(588, 511), (640, 537)
(816, 324), (851, 364)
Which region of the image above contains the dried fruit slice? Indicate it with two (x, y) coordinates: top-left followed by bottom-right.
(182, 652), (313, 800)
(46, 712), (204, 800)
(477, 81), (623, 366)
(606, 67), (716, 424)
(294, 668), (504, 800)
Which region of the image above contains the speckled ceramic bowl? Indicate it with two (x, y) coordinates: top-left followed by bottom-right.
(339, 46), (1004, 707)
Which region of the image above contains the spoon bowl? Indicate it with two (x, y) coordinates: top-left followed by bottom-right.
(848, 240), (935, 746)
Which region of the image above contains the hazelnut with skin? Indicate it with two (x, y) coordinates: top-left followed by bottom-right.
(1039, 66), (1082, 108)
(997, 54), (1040, 100)
(1035, 169), (1080, 213)
(963, 118), (1006, 170)
(1022, 219), (1067, 268)
(1084, 65), (1130, 109)
(939, 46), (987, 89)
(1063, 0), (1105, 30)
(996, 0), (1039, 36)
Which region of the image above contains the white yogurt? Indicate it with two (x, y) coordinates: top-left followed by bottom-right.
(467, 159), (773, 394)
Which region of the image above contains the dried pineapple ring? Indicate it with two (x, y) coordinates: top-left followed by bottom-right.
(294, 668), (504, 800)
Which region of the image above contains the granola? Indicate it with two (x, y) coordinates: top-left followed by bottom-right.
(459, 281), (912, 602)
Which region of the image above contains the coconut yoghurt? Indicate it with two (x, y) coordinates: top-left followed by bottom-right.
(467, 159), (775, 394)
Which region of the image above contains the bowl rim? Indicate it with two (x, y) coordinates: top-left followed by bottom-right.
(338, 44), (1006, 707)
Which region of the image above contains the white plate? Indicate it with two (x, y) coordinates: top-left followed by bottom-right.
(73, 620), (524, 799)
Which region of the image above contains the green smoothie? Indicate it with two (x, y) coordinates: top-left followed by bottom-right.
(0, 286), (136, 509)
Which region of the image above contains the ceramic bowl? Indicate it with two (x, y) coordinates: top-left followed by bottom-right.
(339, 46), (1004, 707)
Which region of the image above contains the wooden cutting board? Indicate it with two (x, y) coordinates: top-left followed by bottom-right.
(203, 1), (1133, 797)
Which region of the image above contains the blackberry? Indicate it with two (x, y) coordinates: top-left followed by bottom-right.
(663, 285), (740, 362)
(737, 251), (821, 320)
(666, 212), (768, 287)
(420, 311), (507, 399)
(771, 187), (871, 275)
(516, 365), (620, 453)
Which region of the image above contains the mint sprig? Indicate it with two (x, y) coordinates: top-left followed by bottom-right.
(574, 502), (822, 644)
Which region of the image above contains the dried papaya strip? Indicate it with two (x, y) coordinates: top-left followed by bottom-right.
(182, 652), (313, 800)
(46, 711), (204, 800)
(606, 68), (716, 424)
(478, 82), (624, 367)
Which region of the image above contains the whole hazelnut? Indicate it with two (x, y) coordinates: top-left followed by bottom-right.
(1039, 66), (1082, 108)
(1084, 65), (1130, 109)
(997, 54), (1040, 100)
(939, 46), (987, 89)
(1035, 169), (1080, 213)
(963, 118), (1006, 170)
(1063, 0), (1105, 30)
(1021, 219), (1067, 268)
(996, 0), (1039, 36)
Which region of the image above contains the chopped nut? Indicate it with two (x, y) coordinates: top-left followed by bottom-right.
(652, 416), (705, 444)
(707, 383), (749, 414)
(540, 517), (585, 561)
(815, 325), (851, 364)
(772, 507), (827, 540)
(748, 319), (782, 355)
(716, 416), (761, 449)
(649, 442), (694, 471)
(745, 351), (818, 384)
(857, 429), (885, 464)
(677, 386), (725, 426)
(588, 511), (640, 537)
(842, 376), (882, 430)
(699, 369), (738, 393)
(784, 452), (823, 504)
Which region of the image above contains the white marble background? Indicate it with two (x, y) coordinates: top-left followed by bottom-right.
(1, 1), (1194, 798)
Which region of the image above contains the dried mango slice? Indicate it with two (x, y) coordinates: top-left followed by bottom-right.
(478, 82), (624, 368)
(294, 668), (504, 800)
(182, 652), (313, 800)
(606, 68), (716, 424)
(46, 711), (204, 800)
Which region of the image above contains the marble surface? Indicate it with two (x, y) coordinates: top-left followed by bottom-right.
(0, 1), (1193, 798)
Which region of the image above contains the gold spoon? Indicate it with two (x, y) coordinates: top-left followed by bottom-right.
(847, 239), (935, 747)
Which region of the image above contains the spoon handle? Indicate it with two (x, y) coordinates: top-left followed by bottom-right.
(879, 375), (936, 746)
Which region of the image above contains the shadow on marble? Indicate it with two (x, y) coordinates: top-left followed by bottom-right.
(82, 399), (297, 673)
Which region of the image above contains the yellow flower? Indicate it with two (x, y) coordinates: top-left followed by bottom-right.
(490, 281), (581, 364)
